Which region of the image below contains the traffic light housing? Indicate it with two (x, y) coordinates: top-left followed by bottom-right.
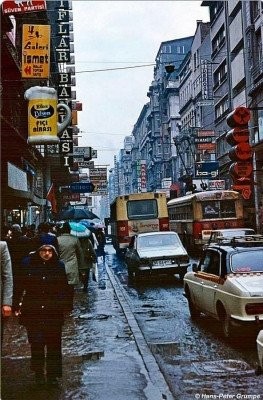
(226, 107), (253, 200)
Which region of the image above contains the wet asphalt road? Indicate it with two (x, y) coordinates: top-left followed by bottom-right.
(2, 244), (263, 399)
(108, 246), (263, 399)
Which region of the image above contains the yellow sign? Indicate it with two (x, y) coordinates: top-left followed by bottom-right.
(25, 86), (72, 145)
(22, 24), (50, 79)
(28, 98), (58, 143)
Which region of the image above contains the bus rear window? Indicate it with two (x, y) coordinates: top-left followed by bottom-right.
(202, 200), (236, 219)
(127, 199), (158, 220)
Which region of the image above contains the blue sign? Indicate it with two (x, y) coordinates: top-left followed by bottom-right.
(194, 162), (219, 179)
(70, 182), (95, 193)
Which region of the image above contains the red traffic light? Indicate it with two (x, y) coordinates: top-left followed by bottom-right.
(226, 107), (251, 128)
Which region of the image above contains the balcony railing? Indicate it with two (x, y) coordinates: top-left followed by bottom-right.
(252, 58), (263, 81)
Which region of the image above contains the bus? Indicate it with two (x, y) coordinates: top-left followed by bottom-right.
(110, 192), (169, 253)
(167, 190), (244, 251)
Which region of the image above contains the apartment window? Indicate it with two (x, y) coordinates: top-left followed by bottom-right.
(250, 1), (260, 21)
(215, 97), (228, 120)
(162, 45), (172, 54)
(194, 49), (200, 70)
(255, 30), (263, 65)
(177, 46), (185, 54)
(157, 138), (162, 155)
(213, 61), (227, 89)
(212, 25), (225, 55)
(210, 1), (224, 22)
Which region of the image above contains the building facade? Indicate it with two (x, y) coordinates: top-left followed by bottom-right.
(1, 0), (82, 228)
(109, 1), (263, 232)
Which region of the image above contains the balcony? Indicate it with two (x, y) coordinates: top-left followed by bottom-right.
(251, 58), (263, 82)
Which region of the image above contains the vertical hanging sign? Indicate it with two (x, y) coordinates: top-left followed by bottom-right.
(22, 24), (50, 78)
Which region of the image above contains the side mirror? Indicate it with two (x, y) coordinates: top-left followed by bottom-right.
(192, 263), (199, 272)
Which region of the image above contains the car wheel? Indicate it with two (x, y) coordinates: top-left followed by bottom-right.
(179, 270), (186, 281)
(188, 297), (200, 320)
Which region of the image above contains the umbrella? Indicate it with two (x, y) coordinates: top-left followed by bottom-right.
(57, 208), (100, 221)
(69, 222), (91, 237)
(79, 219), (105, 230)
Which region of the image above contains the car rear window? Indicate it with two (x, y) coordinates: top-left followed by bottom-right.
(138, 234), (181, 248)
(230, 250), (263, 273)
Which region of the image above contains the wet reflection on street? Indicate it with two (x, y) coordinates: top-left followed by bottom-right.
(109, 247), (263, 398)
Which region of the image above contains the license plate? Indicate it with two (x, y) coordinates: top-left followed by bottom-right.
(152, 259), (172, 266)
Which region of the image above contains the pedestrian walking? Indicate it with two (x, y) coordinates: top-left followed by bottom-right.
(25, 223), (36, 238)
(6, 224), (33, 301)
(13, 244), (72, 386)
(1, 241), (13, 345)
(79, 236), (97, 292)
(33, 222), (59, 251)
(57, 222), (84, 306)
(95, 227), (106, 262)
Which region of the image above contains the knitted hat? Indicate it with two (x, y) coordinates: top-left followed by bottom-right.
(38, 244), (58, 256)
(11, 224), (22, 233)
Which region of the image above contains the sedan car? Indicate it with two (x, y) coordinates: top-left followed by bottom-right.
(256, 330), (263, 375)
(125, 231), (189, 280)
(205, 228), (255, 246)
(184, 235), (263, 340)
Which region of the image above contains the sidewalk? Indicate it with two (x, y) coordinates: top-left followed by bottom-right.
(1, 258), (173, 400)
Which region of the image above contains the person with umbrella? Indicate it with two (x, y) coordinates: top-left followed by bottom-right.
(57, 222), (84, 308)
(68, 222), (96, 292)
(57, 208), (100, 221)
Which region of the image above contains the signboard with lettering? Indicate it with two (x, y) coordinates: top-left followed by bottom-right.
(73, 146), (92, 159)
(77, 161), (94, 168)
(208, 180), (225, 190)
(89, 168), (107, 182)
(2, 1), (46, 14)
(70, 182), (95, 193)
(194, 162), (219, 179)
(22, 24), (50, 78)
(91, 149), (97, 158)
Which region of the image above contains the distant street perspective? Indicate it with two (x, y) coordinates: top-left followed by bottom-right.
(1, 1), (263, 400)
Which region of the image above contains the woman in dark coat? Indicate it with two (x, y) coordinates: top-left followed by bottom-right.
(13, 244), (72, 386)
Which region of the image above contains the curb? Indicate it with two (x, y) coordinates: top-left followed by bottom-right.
(106, 265), (174, 400)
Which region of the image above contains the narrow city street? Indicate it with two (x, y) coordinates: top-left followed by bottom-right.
(2, 245), (262, 400)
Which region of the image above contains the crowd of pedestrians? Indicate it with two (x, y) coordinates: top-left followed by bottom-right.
(1, 220), (106, 387)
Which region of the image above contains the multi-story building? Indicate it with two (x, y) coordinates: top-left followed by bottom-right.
(109, 2), (262, 233)
(146, 37), (194, 192)
(202, 0), (263, 230)
(176, 20), (215, 194)
(130, 104), (150, 193)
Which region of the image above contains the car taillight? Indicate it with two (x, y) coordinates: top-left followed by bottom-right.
(159, 217), (169, 231)
(245, 303), (263, 315)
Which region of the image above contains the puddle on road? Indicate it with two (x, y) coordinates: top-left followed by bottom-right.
(192, 359), (255, 376)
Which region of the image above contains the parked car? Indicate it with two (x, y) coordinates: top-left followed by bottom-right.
(125, 231), (189, 280)
(256, 330), (263, 375)
(204, 228), (255, 248)
(184, 235), (263, 340)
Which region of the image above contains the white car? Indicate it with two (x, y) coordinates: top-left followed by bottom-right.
(125, 231), (189, 280)
(184, 235), (263, 339)
(205, 228), (255, 246)
(256, 330), (263, 375)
